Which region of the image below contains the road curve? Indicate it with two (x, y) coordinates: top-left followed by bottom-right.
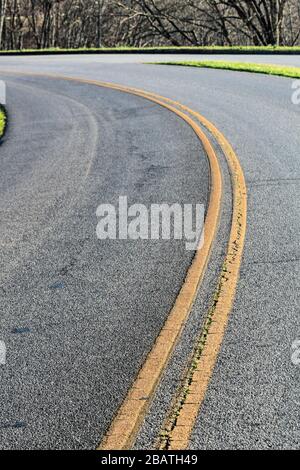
(0, 75), (209, 449)
(1, 54), (300, 450)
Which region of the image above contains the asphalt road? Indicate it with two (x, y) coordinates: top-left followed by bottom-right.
(1, 52), (300, 67)
(0, 75), (209, 449)
(0, 54), (300, 450)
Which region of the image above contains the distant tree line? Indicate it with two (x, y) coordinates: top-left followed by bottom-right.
(0, 0), (300, 50)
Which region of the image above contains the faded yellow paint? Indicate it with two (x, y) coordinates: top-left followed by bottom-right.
(0, 70), (246, 450)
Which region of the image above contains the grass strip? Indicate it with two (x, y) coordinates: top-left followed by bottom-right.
(1, 45), (300, 56)
(0, 105), (7, 139)
(155, 60), (300, 79)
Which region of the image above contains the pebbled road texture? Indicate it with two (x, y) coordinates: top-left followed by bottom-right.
(0, 54), (300, 449)
(0, 76), (208, 449)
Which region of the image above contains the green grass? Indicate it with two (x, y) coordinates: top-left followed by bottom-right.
(155, 60), (300, 79)
(1, 45), (300, 55)
(0, 105), (7, 138)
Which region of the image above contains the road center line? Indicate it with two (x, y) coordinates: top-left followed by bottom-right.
(0, 70), (246, 450)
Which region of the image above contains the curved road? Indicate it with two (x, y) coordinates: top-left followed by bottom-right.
(0, 54), (300, 450)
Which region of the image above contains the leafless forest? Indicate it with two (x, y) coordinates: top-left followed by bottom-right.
(0, 1), (300, 50)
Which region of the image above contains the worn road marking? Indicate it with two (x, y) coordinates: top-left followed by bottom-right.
(128, 86), (247, 450)
(84, 81), (223, 451)
(0, 70), (246, 450)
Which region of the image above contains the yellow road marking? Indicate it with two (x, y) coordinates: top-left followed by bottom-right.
(79, 82), (246, 450)
(65, 79), (247, 449)
(0, 70), (246, 449)
(125, 87), (247, 450)
(81, 82), (223, 451)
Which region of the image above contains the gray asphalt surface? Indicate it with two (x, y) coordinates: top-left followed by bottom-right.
(0, 54), (300, 450)
(0, 75), (209, 449)
(1, 52), (300, 67)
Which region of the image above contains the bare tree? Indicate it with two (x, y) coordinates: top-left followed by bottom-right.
(218, 0), (289, 45)
(0, 0), (7, 47)
(0, 0), (299, 51)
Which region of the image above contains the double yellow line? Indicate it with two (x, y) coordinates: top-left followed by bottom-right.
(1, 71), (247, 449)
(91, 82), (247, 450)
